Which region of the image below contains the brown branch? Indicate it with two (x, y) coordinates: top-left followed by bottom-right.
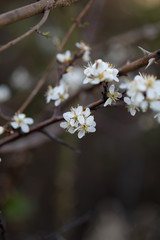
(18, 0), (94, 113)
(0, 115), (63, 147)
(0, 0), (80, 29)
(118, 49), (160, 76)
(0, 9), (50, 53)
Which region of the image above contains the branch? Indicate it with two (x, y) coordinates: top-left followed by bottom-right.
(0, 48), (160, 148)
(0, 0), (80, 29)
(18, 0), (94, 113)
(0, 9), (50, 53)
(118, 49), (160, 76)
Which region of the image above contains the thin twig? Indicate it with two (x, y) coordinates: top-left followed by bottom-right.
(18, 0), (94, 113)
(0, 9), (50, 53)
(40, 129), (81, 153)
(59, 0), (95, 51)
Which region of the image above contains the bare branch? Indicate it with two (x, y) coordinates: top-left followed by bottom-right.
(118, 49), (160, 76)
(0, 0), (80, 29)
(0, 9), (50, 53)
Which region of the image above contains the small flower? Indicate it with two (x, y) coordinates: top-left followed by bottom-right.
(10, 113), (34, 133)
(56, 50), (72, 63)
(124, 97), (139, 116)
(46, 84), (69, 106)
(83, 59), (119, 85)
(60, 106), (96, 139)
(76, 41), (91, 62)
(0, 126), (5, 135)
(60, 67), (84, 93)
(104, 84), (122, 107)
(0, 84), (11, 102)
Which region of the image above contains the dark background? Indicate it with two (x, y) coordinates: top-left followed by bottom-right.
(1, 0), (160, 239)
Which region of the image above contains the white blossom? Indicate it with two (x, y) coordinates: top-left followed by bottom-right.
(104, 84), (122, 107)
(10, 66), (32, 90)
(124, 97), (139, 116)
(83, 59), (119, 85)
(11, 113), (34, 133)
(76, 41), (91, 62)
(56, 50), (72, 63)
(120, 73), (160, 114)
(60, 67), (84, 93)
(46, 84), (69, 106)
(0, 126), (5, 135)
(0, 84), (11, 102)
(60, 106), (96, 139)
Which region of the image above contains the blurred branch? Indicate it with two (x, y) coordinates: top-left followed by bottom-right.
(107, 21), (160, 47)
(43, 213), (91, 240)
(40, 129), (81, 153)
(0, 9), (50, 53)
(18, 0), (94, 113)
(0, 0), (80, 29)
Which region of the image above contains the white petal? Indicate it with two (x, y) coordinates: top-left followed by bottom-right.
(150, 101), (160, 112)
(83, 78), (89, 84)
(18, 113), (25, 119)
(70, 119), (75, 127)
(55, 99), (61, 106)
(60, 122), (68, 129)
(63, 112), (74, 121)
(83, 108), (90, 117)
(109, 85), (115, 94)
(124, 97), (131, 105)
(21, 124), (29, 133)
(104, 98), (112, 107)
(78, 115), (85, 125)
(78, 130), (85, 139)
(86, 116), (94, 125)
(130, 108), (136, 116)
(87, 126), (96, 133)
(68, 127), (75, 134)
(76, 106), (83, 115)
(24, 117), (34, 125)
(11, 122), (19, 129)
(0, 126), (4, 135)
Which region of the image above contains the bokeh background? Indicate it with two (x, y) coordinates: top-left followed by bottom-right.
(1, 0), (160, 239)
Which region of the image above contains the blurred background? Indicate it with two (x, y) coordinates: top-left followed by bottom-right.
(1, 0), (160, 239)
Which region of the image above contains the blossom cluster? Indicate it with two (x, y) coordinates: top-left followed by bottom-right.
(46, 42), (91, 107)
(120, 73), (160, 117)
(83, 59), (119, 85)
(60, 106), (96, 139)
